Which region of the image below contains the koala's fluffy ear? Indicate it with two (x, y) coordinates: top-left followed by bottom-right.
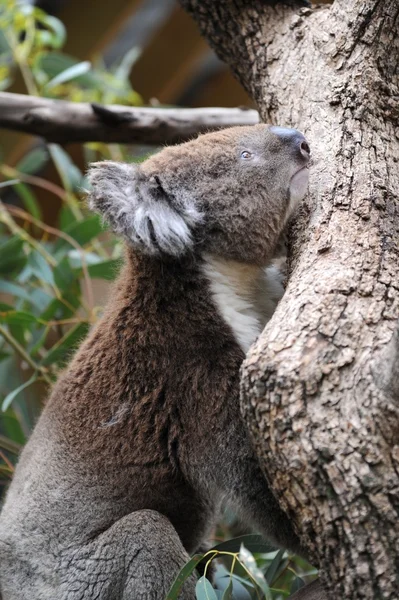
(87, 161), (202, 257)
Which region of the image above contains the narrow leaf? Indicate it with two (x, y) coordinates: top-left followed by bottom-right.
(28, 251), (54, 286)
(53, 256), (78, 292)
(0, 434), (22, 454)
(48, 144), (83, 192)
(196, 576), (218, 600)
(0, 281), (38, 306)
(221, 579), (233, 600)
(210, 535), (276, 556)
(2, 374), (38, 412)
(291, 577), (306, 594)
(54, 215), (104, 255)
(0, 236), (26, 275)
(14, 183), (43, 222)
(239, 545), (272, 600)
(45, 60), (91, 89)
(166, 554), (205, 600)
(0, 310), (38, 326)
(265, 549), (285, 585)
(16, 147), (48, 175)
(0, 179), (20, 188)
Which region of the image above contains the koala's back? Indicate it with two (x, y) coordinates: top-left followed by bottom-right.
(0, 253), (244, 597)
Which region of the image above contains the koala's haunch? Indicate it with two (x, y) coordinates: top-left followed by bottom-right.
(0, 125), (310, 600)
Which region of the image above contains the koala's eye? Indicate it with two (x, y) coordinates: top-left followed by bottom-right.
(240, 150), (252, 160)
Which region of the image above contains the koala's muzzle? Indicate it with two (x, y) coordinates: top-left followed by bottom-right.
(269, 126), (311, 164)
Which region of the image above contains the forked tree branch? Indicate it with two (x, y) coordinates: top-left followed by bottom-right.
(0, 92), (259, 145)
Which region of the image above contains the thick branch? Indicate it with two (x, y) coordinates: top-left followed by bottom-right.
(0, 92), (259, 145)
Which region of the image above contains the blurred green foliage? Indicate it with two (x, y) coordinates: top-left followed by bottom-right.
(0, 3), (317, 598)
(0, 0), (141, 482)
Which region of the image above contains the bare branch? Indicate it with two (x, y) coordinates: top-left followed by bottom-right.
(0, 92), (259, 145)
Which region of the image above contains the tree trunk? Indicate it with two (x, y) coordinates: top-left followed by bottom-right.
(179, 1), (399, 598)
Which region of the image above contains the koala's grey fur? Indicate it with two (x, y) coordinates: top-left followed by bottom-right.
(0, 124), (310, 600)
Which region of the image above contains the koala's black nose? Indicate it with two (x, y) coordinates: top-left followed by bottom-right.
(269, 126), (311, 161)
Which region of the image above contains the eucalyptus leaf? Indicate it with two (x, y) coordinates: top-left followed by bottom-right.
(211, 535), (276, 556)
(48, 144), (83, 192)
(28, 251), (54, 286)
(166, 554), (205, 600)
(0, 179), (20, 189)
(291, 577), (306, 594)
(2, 373), (38, 412)
(221, 579), (233, 600)
(196, 576), (218, 600)
(53, 256), (78, 292)
(45, 60), (91, 89)
(265, 549), (285, 585)
(54, 215), (104, 255)
(13, 183), (43, 222)
(35, 13), (66, 48)
(16, 147), (48, 175)
(0, 281), (39, 307)
(0, 311), (38, 327)
(0, 236), (27, 276)
(239, 545), (272, 600)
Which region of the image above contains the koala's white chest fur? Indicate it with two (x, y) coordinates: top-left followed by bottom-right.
(203, 256), (284, 354)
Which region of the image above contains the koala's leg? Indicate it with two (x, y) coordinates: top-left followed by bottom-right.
(60, 509), (196, 600)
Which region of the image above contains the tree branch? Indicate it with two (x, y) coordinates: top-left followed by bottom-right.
(0, 92), (259, 145)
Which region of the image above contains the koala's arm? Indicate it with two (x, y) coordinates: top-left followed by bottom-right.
(216, 418), (304, 555)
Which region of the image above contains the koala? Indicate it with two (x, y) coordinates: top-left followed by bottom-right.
(0, 124), (310, 600)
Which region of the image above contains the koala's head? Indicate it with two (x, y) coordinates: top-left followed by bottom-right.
(88, 124), (310, 265)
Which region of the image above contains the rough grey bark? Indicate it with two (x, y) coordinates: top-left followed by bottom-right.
(0, 92), (259, 145)
(179, 1), (399, 599)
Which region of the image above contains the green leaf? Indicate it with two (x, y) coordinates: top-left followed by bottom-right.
(28, 251), (55, 286)
(166, 554), (205, 600)
(54, 215), (104, 255)
(59, 205), (76, 231)
(41, 322), (88, 367)
(16, 147), (48, 175)
(0, 281), (39, 306)
(221, 579), (233, 600)
(291, 577), (306, 594)
(53, 256), (78, 292)
(40, 291), (80, 321)
(0, 236), (27, 275)
(29, 326), (49, 357)
(45, 60), (91, 89)
(36, 52), (94, 85)
(196, 576), (218, 600)
(0, 350), (11, 362)
(87, 258), (120, 280)
(211, 535), (276, 556)
(0, 433), (22, 454)
(13, 182), (43, 222)
(48, 143), (83, 192)
(0, 310), (38, 326)
(113, 46), (141, 82)
(265, 549), (285, 585)
(239, 545), (272, 600)
(35, 13), (66, 49)
(0, 179), (20, 188)
(2, 373), (38, 412)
